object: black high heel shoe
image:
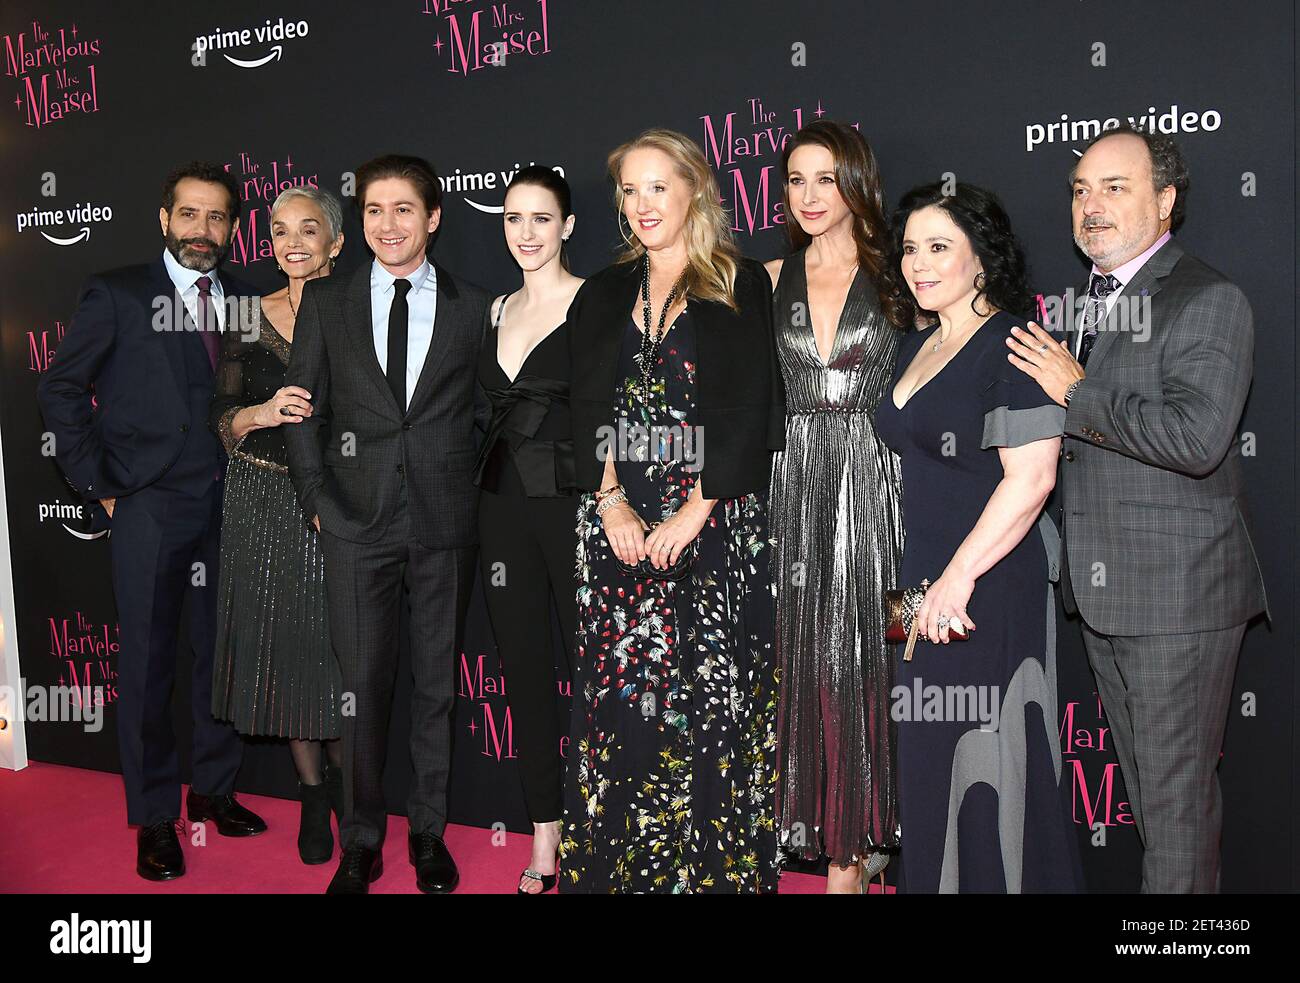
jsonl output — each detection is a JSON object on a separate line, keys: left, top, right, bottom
{"left": 517, "top": 867, "right": 557, "bottom": 894}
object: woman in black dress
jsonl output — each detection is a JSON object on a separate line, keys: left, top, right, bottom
{"left": 873, "top": 183, "right": 1082, "bottom": 892}
{"left": 474, "top": 166, "right": 583, "bottom": 894}
{"left": 209, "top": 186, "right": 345, "bottom": 864}
{"left": 561, "top": 129, "right": 785, "bottom": 893}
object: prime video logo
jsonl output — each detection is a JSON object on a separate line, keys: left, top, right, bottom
{"left": 1025, "top": 104, "right": 1222, "bottom": 153}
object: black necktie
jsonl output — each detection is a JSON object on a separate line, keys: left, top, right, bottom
{"left": 1078, "top": 272, "right": 1120, "bottom": 368}
{"left": 387, "top": 278, "right": 411, "bottom": 411}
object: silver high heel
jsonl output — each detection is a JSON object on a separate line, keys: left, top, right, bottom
{"left": 861, "top": 851, "right": 891, "bottom": 892}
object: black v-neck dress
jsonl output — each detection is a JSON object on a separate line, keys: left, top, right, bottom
{"left": 474, "top": 297, "right": 579, "bottom": 823}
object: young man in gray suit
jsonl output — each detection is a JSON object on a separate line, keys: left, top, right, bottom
{"left": 1007, "top": 125, "right": 1268, "bottom": 893}
{"left": 284, "top": 155, "right": 489, "bottom": 894}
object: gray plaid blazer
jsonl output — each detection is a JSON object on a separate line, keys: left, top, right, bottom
{"left": 1060, "top": 237, "right": 1268, "bottom": 636}
{"left": 284, "top": 259, "right": 489, "bottom": 550}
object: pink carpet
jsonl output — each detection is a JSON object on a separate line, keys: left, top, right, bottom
{"left": 0, "top": 761, "right": 868, "bottom": 894}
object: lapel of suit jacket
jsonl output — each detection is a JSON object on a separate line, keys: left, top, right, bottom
{"left": 149, "top": 258, "right": 191, "bottom": 406}
{"left": 589, "top": 262, "right": 641, "bottom": 401}
{"left": 1085, "top": 237, "right": 1182, "bottom": 372}
{"left": 214, "top": 268, "right": 254, "bottom": 345}
{"left": 407, "top": 261, "right": 460, "bottom": 414}
{"left": 343, "top": 260, "right": 402, "bottom": 418}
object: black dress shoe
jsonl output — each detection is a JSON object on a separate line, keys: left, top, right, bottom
{"left": 326, "top": 847, "right": 383, "bottom": 894}
{"left": 186, "top": 790, "right": 268, "bottom": 837}
{"left": 408, "top": 829, "right": 458, "bottom": 894}
{"left": 136, "top": 819, "right": 185, "bottom": 881}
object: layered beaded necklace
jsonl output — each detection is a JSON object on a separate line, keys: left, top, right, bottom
{"left": 637, "top": 254, "right": 687, "bottom": 401}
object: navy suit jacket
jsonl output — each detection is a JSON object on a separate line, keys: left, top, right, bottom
{"left": 37, "top": 257, "right": 259, "bottom": 531}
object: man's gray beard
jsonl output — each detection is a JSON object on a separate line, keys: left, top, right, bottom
{"left": 1074, "top": 216, "right": 1157, "bottom": 270}
{"left": 165, "top": 231, "right": 228, "bottom": 272}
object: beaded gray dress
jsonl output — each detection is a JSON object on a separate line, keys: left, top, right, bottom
{"left": 770, "top": 250, "right": 905, "bottom": 865}
{"left": 209, "top": 298, "right": 340, "bottom": 740}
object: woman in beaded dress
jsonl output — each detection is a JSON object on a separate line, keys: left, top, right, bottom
{"left": 209, "top": 187, "right": 345, "bottom": 865}
{"left": 764, "top": 121, "right": 905, "bottom": 893}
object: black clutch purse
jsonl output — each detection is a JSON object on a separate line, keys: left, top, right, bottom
{"left": 614, "top": 525, "right": 696, "bottom": 582}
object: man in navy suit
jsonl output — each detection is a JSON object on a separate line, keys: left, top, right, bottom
{"left": 38, "top": 162, "right": 267, "bottom": 881}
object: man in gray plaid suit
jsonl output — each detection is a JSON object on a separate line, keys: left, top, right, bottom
{"left": 1007, "top": 125, "right": 1268, "bottom": 893}
{"left": 285, "top": 155, "right": 489, "bottom": 894}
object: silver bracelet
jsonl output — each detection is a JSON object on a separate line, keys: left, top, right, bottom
{"left": 595, "top": 490, "right": 628, "bottom": 518}
{"left": 1063, "top": 379, "right": 1082, "bottom": 407}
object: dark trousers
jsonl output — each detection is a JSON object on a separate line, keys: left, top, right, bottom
{"left": 321, "top": 493, "right": 475, "bottom": 850}
{"left": 109, "top": 483, "right": 242, "bottom": 825}
{"left": 478, "top": 488, "right": 578, "bottom": 822}
{"left": 1082, "top": 621, "right": 1247, "bottom": 893}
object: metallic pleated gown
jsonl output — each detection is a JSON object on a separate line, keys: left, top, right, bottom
{"left": 770, "top": 250, "right": 904, "bottom": 864}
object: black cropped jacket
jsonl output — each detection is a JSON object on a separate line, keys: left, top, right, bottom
{"left": 567, "top": 255, "right": 786, "bottom": 499}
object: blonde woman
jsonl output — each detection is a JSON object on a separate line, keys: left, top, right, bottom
{"left": 560, "top": 129, "right": 786, "bottom": 893}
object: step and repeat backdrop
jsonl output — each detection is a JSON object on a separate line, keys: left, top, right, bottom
{"left": 1, "top": 0, "right": 1294, "bottom": 891}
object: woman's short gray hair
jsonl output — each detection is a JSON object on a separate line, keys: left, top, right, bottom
{"left": 270, "top": 186, "right": 344, "bottom": 241}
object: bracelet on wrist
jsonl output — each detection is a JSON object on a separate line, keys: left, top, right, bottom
{"left": 595, "top": 490, "right": 628, "bottom": 518}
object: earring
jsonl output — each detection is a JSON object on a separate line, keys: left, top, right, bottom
{"left": 974, "top": 271, "right": 986, "bottom": 290}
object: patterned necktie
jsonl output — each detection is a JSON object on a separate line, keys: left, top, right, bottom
{"left": 387, "top": 278, "right": 412, "bottom": 411}
{"left": 1078, "top": 272, "right": 1120, "bottom": 368}
{"left": 195, "top": 275, "right": 219, "bottom": 370}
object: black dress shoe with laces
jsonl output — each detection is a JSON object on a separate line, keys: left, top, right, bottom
{"left": 136, "top": 819, "right": 185, "bottom": 881}
{"left": 409, "top": 829, "right": 458, "bottom": 894}
{"left": 326, "top": 847, "right": 383, "bottom": 894}
{"left": 186, "top": 790, "right": 267, "bottom": 837}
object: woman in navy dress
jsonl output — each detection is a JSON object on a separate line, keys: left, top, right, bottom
{"left": 874, "top": 182, "right": 1082, "bottom": 892}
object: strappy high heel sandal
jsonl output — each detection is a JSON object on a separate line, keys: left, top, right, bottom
{"left": 517, "top": 867, "right": 557, "bottom": 894}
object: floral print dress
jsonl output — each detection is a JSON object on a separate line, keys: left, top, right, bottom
{"left": 559, "top": 312, "right": 781, "bottom": 894}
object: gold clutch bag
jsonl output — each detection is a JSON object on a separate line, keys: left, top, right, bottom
{"left": 884, "top": 578, "right": 970, "bottom": 662}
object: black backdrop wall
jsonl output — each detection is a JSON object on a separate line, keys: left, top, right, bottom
{"left": 1, "top": 0, "right": 1295, "bottom": 892}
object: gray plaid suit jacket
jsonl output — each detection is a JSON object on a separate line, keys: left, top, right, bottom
{"left": 284, "top": 259, "right": 490, "bottom": 550}
{"left": 1060, "top": 237, "right": 1268, "bottom": 636}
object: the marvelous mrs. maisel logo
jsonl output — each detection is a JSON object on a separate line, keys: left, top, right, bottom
{"left": 4, "top": 19, "right": 102, "bottom": 127}
{"left": 701, "top": 97, "right": 849, "bottom": 237}
{"left": 422, "top": 0, "right": 552, "bottom": 75}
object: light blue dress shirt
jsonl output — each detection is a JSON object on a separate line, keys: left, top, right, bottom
{"left": 370, "top": 257, "right": 438, "bottom": 410}
{"left": 162, "top": 247, "right": 226, "bottom": 329}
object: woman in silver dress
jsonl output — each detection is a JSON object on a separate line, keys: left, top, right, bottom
{"left": 764, "top": 121, "right": 907, "bottom": 893}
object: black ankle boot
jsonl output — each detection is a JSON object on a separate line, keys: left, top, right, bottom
{"left": 298, "top": 782, "right": 333, "bottom": 865}
{"left": 323, "top": 763, "right": 345, "bottom": 822}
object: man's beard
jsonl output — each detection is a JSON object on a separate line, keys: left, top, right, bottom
{"left": 165, "top": 228, "right": 230, "bottom": 272}
{"left": 1074, "top": 213, "right": 1156, "bottom": 270}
